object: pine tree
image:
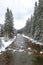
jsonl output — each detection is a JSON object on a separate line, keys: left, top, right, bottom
{"left": 24, "top": 18, "right": 31, "bottom": 36}
{"left": 30, "top": 15, "right": 34, "bottom": 38}
{"left": 4, "top": 8, "right": 14, "bottom": 39}
{"left": 32, "top": 2, "right": 38, "bottom": 38}
{"left": 35, "top": 0, "right": 43, "bottom": 41}
{"left": 24, "top": 0, "right": 43, "bottom": 42}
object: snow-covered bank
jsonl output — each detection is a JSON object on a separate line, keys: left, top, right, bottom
{"left": 22, "top": 34, "right": 43, "bottom": 45}
{"left": 0, "top": 36, "right": 16, "bottom": 53}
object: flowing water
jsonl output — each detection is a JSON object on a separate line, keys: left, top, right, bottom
{"left": 0, "top": 34, "right": 43, "bottom": 65}
{"left": 0, "top": 50, "right": 43, "bottom": 65}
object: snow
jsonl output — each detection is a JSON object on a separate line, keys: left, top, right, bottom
{"left": 28, "top": 47, "right": 31, "bottom": 50}
{"left": 18, "top": 49, "right": 24, "bottom": 52}
{"left": 8, "top": 48, "right": 24, "bottom": 52}
{"left": 8, "top": 48, "right": 17, "bottom": 52}
{"left": 13, "top": 50, "right": 17, "bottom": 52}
{"left": 0, "top": 34, "right": 43, "bottom": 54}
{"left": 40, "top": 51, "right": 43, "bottom": 54}
{"left": 28, "top": 52, "right": 32, "bottom": 55}
{"left": 0, "top": 36, "right": 16, "bottom": 53}
{"left": 22, "top": 34, "right": 43, "bottom": 45}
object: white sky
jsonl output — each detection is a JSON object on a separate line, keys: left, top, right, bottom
{"left": 0, "top": 0, "right": 38, "bottom": 29}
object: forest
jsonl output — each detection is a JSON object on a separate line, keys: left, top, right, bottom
{"left": 23, "top": 0, "right": 43, "bottom": 43}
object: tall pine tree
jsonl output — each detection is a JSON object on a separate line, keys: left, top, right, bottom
{"left": 4, "top": 8, "right": 14, "bottom": 38}
{"left": 32, "top": 2, "right": 38, "bottom": 38}
{"left": 34, "top": 0, "right": 43, "bottom": 41}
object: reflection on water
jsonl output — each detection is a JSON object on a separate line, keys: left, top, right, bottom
{"left": 0, "top": 50, "right": 43, "bottom": 65}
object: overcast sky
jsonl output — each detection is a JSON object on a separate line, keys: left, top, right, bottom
{"left": 0, "top": 0, "right": 38, "bottom": 29}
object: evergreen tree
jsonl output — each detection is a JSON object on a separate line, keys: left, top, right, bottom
{"left": 4, "top": 8, "right": 14, "bottom": 38}
{"left": 34, "top": 0, "right": 43, "bottom": 41}
{"left": 32, "top": 1, "right": 38, "bottom": 38}
{"left": 24, "top": 0, "right": 43, "bottom": 42}
{"left": 30, "top": 15, "right": 34, "bottom": 38}
{"left": 24, "top": 18, "right": 31, "bottom": 36}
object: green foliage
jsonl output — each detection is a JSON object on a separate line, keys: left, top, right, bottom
{"left": 4, "top": 8, "right": 14, "bottom": 38}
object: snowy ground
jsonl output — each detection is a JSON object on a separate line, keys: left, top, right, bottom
{"left": 22, "top": 34, "right": 43, "bottom": 45}
{"left": 0, "top": 36, "right": 16, "bottom": 52}
{"left": 0, "top": 34, "right": 43, "bottom": 54}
